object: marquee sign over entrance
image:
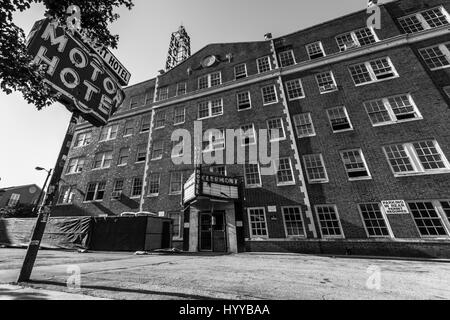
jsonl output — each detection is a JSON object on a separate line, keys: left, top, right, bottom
{"left": 27, "top": 19, "right": 126, "bottom": 126}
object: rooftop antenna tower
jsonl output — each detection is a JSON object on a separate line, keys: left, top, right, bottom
{"left": 166, "top": 25, "right": 191, "bottom": 71}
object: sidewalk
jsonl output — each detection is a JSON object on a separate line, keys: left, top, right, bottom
{"left": 0, "top": 284, "right": 106, "bottom": 300}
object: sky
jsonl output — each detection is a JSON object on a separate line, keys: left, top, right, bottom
{"left": 0, "top": 0, "right": 378, "bottom": 188}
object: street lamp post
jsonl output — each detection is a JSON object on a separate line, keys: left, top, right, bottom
{"left": 17, "top": 167, "right": 53, "bottom": 283}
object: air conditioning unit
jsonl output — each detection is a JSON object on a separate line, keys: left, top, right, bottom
{"left": 343, "top": 42, "right": 358, "bottom": 51}
{"left": 321, "top": 84, "right": 337, "bottom": 92}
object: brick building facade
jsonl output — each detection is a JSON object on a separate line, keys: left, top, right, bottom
{"left": 54, "top": 0, "right": 450, "bottom": 257}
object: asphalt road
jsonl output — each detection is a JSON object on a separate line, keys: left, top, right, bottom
{"left": 0, "top": 248, "right": 449, "bottom": 300}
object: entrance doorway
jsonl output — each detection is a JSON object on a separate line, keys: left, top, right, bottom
{"left": 199, "top": 212, "right": 227, "bottom": 252}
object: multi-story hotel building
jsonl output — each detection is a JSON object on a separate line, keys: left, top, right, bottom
{"left": 53, "top": 0, "right": 450, "bottom": 257}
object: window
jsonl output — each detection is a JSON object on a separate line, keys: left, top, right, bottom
{"left": 267, "top": 118, "right": 286, "bottom": 141}
{"left": 169, "top": 172, "right": 183, "bottom": 195}
{"left": 140, "top": 115, "right": 151, "bottom": 133}
{"left": 359, "top": 204, "right": 391, "bottom": 237}
{"left": 174, "top": 106, "right": 185, "bottom": 125}
{"left": 257, "top": 56, "right": 272, "bottom": 73}
{"left": 176, "top": 82, "right": 186, "bottom": 96}
{"left": 123, "top": 120, "right": 134, "bottom": 137}
{"left": 131, "top": 177, "right": 143, "bottom": 198}
{"left": 303, "top": 154, "right": 328, "bottom": 183}
{"left": 293, "top": 113, "right": 315, "bottom": 138}
{"left": 419, "top": 43, "right": 450, "bottom": 70}
{"left": 151, "top": 141, "right": 164, "bottom": 160}
{"left": 285, "top": 79, "right": 305, "bottom": 100}
{"left": 244, "top": 163, "right": 262, "bottom": 187}
{"left": 306, "top": 42, "right": 325, "bottom": 59}
{"left": 118, "top": 148, "right": 129, "bottom": 166}
{"left": 234, "top": 64, "right": 248, "bottom": 80}
{"left": 248, "top": 208, "right": 268, "bottom": 237}
{"left": 66, "top": 158, "right": 85, "bottom": 174}
{"left": 198, "top": 99, "right": 223, "bottom": 119}
{"left": 364, "top": 94, "right": 422, "bottom": 126}
{"left": 327, "top": 106, "right": 353, "bottom": 132}
{"left": 148, "top": 173, "right": 161, "bottom": 196}
{"left": 282, "top": 207, "right": 305, "bottom": 237}
{"left": 172, "top": 137, "right": 185, "bottom": 158}
{"left": 154, "top": 110, "right": 166, "bottom": 129}
{"left": 74, "top": 131, "right": 92, "bottom": 148}
{"left": 443, "top": 86, "right": 450, "bottom": 98}
{"left": 111, "top": 180, "right": 124, "bottom": 200}
{"left": 7, "top": 194, "right": 20, "bottom": 207}
{"left": 408, "top": 201, "right": 449, "bottom": 237}
{"left": 157, "top": 87, "right": 169, "bottom": 101}
{"left": 198, "top": 72, "right": 222, "bottom": 89}
{"left": 275, "top": 158, "right": 295, "bottom": 185}
{"left": 336, "top": 27, "right": 378, "bottom": 51}
{"left": 99, "top": 125, "right": 119, "bottom": 142}
{"left": 145, "top": 91, "right": 154, "bottom": 105}
{"left": 84, "top": 182, "right": 106, "bottom": 202}
{"left": 168, "top": 212, "right": 183, "bottom": 239}
{"left": 349, "top": 57, "right": 398, "bottom": 85}
{"left": 261, "top": 85, "right": 278, "bottom": 105}
{"left": 316, "top": 71, "right": 338, "bottom": 93}
{"left": 383, "top": 140, "right": 450, "bottom": 176}
{"left": 203, "top": 129, "right": 225, "bottom": 152}
{"left": 398, "top": 7, "right": 450, "bottom": 34}
{"left": 130, "top": 95, "right": 144, "bottom": 109}
{"left": 209, "top": 166, "right": 226, "bottom": 176}
{"left": 441, "top": 201, "right": 450, "bottom": 223}
{"left": 136, "top": 145, "right": 147, "bottom": 163}
{"left": 340, "top": 149, "right": 371, "bottom": 180}
{"left": 237, "top": 91, "right": 252, "bottom": 111}
{"left": 240, "top": 124, "right": 256, "bottom": 146}
{"left": 57, "top": 186, "right": 76, "bottom": 205}
{"left": 316, "top": 206, "right": 344, "bottom": 238}
{"left": 93, "top": 152, "right": 113, "bottom": 170}
{"left": 279, "top": 50, "right": 296, "bottom": 67}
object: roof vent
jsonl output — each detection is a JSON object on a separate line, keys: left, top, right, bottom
{"left": 264, "top": 33, "right": 272, "bottom": 40}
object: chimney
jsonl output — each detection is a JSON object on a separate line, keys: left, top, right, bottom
{"left": 264, "top": 33, "right": 272, "bottom": 40}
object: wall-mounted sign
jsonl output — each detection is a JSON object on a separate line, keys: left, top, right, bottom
{"left": 201, "top": 55, "right": 218, "bottom": 68}
{"left": 381, "top": 200, "right": 409, "bottom": 215}
{"left": 268, "top": 206, "right": 277, "bottom": 213}
{"left": 27, "top": 19, "right": 126, "bottom": 126}
{"left": 90, "top": 42, "right": 131, "bottom": 86}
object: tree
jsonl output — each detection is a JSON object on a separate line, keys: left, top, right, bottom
{"left": 0, "top": 0, "right": 134, "bottom": 110}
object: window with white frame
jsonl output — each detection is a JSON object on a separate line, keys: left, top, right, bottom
{"left": 130, "top": 95, "right": 144, "bottom": 109}
{"left": 123, "top": 120, "right": 134, "bottom": 137}
{"left": 74, "top": 131, "right": 92, "bottom": 148}
{"left": 306, "top": 42, "right": 326, "bottom": 60}
{"left": 202, "top": 129, "right": 225, "bottom": 152}
{"left": 174, "top": 106, "right": 185, "bottom": 125}
{"left": 261, "top": 85, "right": 278, "bottom": 105}
{"left": 443, "top": 86, "right": 450, "bottom": 98}
{"left": 99, "top": 124, "right": 119, "bottom": 142}
{"left": 340, "top": 149, "right": 371, "bottom": 180}
{"left": 117, "top": 148, "right": 129, "bottom": 166}
{"left": 154, "top": 110, "right": 166, "bottom": 129}
{"left": 66, "top": 157, "right": 85, "bottom": 174}
{"left": 136, "top": 144, "right": 147, "bottom": 163}
{"left": 148, "top": 173, "right": 161, "bottom": 196}
{"left": 111, "top": 179, "right": 124, "bottom": 200}
{"left": 93, "top": 152, "right": 113, "bottom": 170}
{"left": 419, "top": 43, "right": 450, "bottom": 70}
{"left": 257, "top": 56, "right": 272, "bottom": 73}
{"left": 303, "top": 154, "right": 328, "bottom": 183}
{"left": 198, "top": 72, "right": 222, "bottom": 89}
{"left": 234, "top": 64, "right": 248, "bottom": 80}
{"left": 172, "top": 137, "right": 184, "bottom": 158}
{"left": 383, "top": 140, "right": 450, "bottom": 176}
{"left": 408, "top": 201, "right": 449, "bottom": 237}
{"left": 359, "top": 203, "right": 391, "bottom": 237}
{"left": 278, "top": 50, "right": 296, "bottom": 67}
{"left": 327, "top": 106, "right": 353, "bottom": 132}
{"left": 248, "top": 208, "right": 268, "bottom": 237}
{"left": 168, "top": 212, "right": 183, "bottom": 239}
{"left": 240, "top": 124, "right": 256, "bottom": 146}
{"left": 398, "top": 7, "right": 450, "bottom": 34}
{"left": 285, "top": 79, "right": 305, "bottom": 100}
{"left": 349, "top": 57, "right": 398, "bottom": 85}
{"left": 283, "top": 207, "right": 305, "bottom": 237}
{"left": 237, "top": 91, "right": 252, "bottom": 111}
{"left": 244, "top": 163, "right": 262, "bottom": 187}
{"left": 84, "top": 182, "right": 106, "bottom": 202}
{"left": 145, "top": 91, "right": 154, "bottom": 105}
{"left": 293, "top": 113, "right": 315, "bottom": 138}
{"left": 157, "top": 87, "right": 169, "bottom": 101}
{"left": 131, "top": 177, "right": 143, "bottom": 198}
{"left": 336, "top": 27, "right": 378, "bottom": 52}
{"left": 198, "top": 99, "right": 223, "bottom": 119}
{"left": 267, "top": 118, "right": 286, "bottom": 141}
{"left": 58, "top": 186, "right": 76, "bottom": 205}
{"left": 151, "top": 140, "right": 164, "bottom": 160}
{"left": 316, "top": 71, "right": 338, "bottom": 93}
{"left": 209, "top": 166, "right": 226, "bottom": 176}
{"left": 7, "top": 194, "right": 20, "bottom": 207}
{"left": 315, "top": 205, "right": 343, "bottom": 238}
{"left": 364, "top": 94, "right": 422, "bottom": 126}
{"left": 441, "top": 201, "right": 450, "bottom": 223}
{"left": 275, "top": 158, "right": 295, "bottom": 185}
{"left": 176, "top": 82, "right": 186, "bottom": 96}
{"left": 169, "top": 172, "right": 183, "bottom": 195}
{"left": 140, "top": 115, "right": 151, "bottom": 133}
